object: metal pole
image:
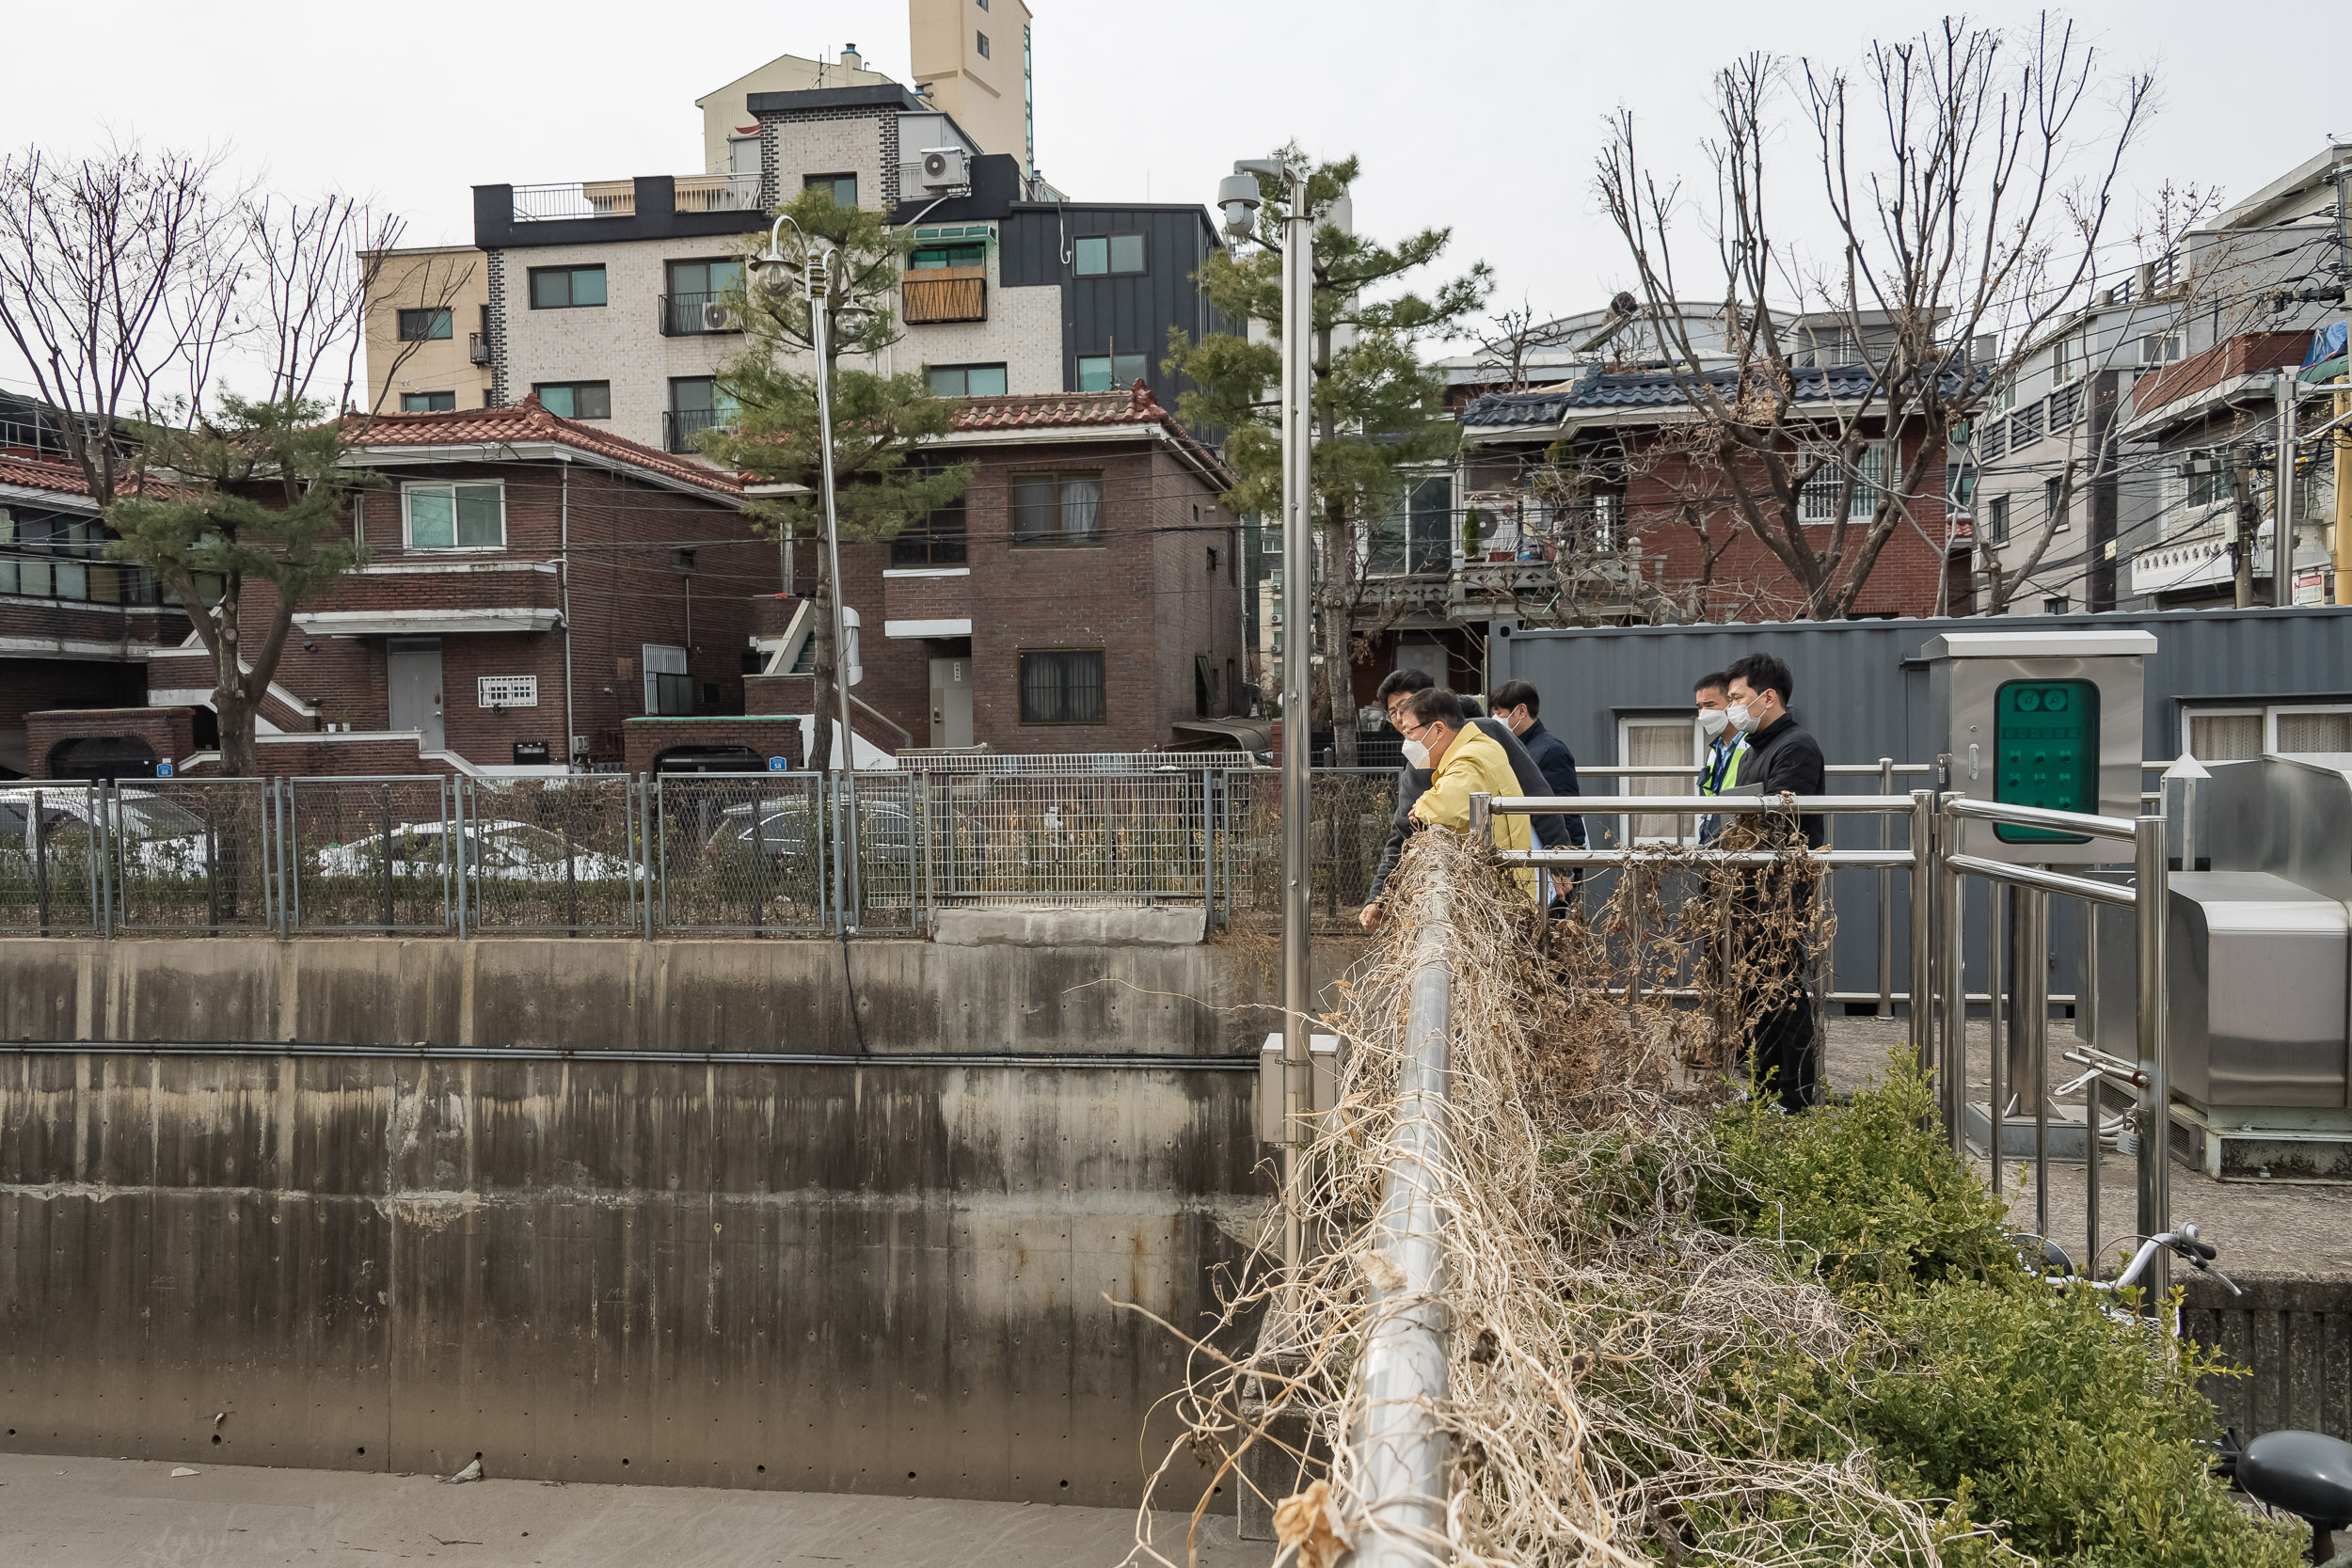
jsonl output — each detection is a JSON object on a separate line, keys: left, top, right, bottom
{"left": 1877, "top": 757, "right": 1895, "bottom": 1017}
{"left": 2020, "top": 886, "right": 2050, "bottom": 1242}
{"left": 1987, "top": 882, "right": 2004, "bottom": 1196}
{"left": 1908, "top": 790, "right": 1934, "bottom": 1077}
{"left": 2134, "top": 812, "right": 2171, "bottom": 1299}
{"left": 1355, "top": 879, "right": 1453, "bottom": 1567}
{"left": 1939, "top": 800, "right": 1967, "bottom": 1156}
{"left": 811, "top": 246, "right": 861, "bottom": 932}
{"left": 1278, "top": 163, "right": 1315, "bottom": 1292}
{"left": 2273, "top": 371, "right": 2298, "bottom": 608}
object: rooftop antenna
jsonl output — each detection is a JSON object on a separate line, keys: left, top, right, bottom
{"left": 1574, "top": 292, "right": 1642, "bottom": 355}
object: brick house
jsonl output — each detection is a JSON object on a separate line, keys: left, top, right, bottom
{"left": 734, "top": 382, "right": 1244, "bottom": 761}
{"left": 40, "top": 398, "right": 769, "bottom": 779}
{"left": 1, "top": 451, "right": 190, "bottom": 778}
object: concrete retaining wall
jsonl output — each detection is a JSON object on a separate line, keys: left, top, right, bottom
{"left": 0, "top": 935, "right": 1361, "bottom": 1505}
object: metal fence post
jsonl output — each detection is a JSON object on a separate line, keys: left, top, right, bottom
{"left": 99, "top": 777, "right": 115, "bottom": 939}
{"left": 1908, "top": 790, "right": 1934, "bottom": 1078}
{"left": 2134, "top": 812, "right": 2171, "bottom": 1298}
{"left": 2019, "top": 885, "right": 2051, "bottom": 1241}
{"left": 453, "top": 775, "right": 469, "bottom": 941}
{"left": 1939, "top": 800, "right": 1968, "bottom": 1155}
{"left": 1877, "top": 757, "right": 1895, "bottom": 1017}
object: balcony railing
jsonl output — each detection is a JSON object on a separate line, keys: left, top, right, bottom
{"left": 674, "top": 174, "right": 762, "bottom": 214}
{"left": 659, "top": 293, "right": 739, "bottom": 337}
{"left": 664, "top": 407, "right": 724, "bottom": 455}
{"left": 467, "top": 332, "right": 491, "bottom": 366}
{"left": 511, "top": 182, "right": 636, "bottom": 222}
{"left": 903, "top": 269, "right": 986, "bottom": 325}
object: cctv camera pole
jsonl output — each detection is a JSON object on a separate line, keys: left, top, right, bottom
{"left": 809, "top": 246, "right": 861, "bottom": 927}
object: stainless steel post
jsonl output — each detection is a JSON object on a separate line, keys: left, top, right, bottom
{"left": 2273, "top": 371, "right": 2299, "bottom": 609}
{"left": 1877, "top": 757, "right": 1895, "bottom": 1017}
{"left": 2134, "top": 813, "right": 2171, "bottom": 1299}
{"left": 1987, "top": 881, "right": 2004, "bottom": 1196}
{"left": 1940, "top": 801, "right": 1968, "bottom": 1155}
{"left": 1277, "top": 164, "right": 1316, "bottom": 1291}
{"left": 2020, "top": 886, "right": 2050, "bottom": 1242}
{"left": 1908, "top": 790, "right": 1934, "bottom": 1077}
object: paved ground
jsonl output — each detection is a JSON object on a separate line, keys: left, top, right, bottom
{"left": 1823, "top": 1016, "right": 2352, "bottom": 1280}
{"left": 0, "top": 1453, "right": 1260, "bottom": 1568}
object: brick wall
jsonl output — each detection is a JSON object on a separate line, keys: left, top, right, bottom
{"left": 23, "top": 706, "right": 199, "bottom": 777}
{"left": 622, "top": 716, "right": 807, "bottom": 775}
{"left": 755, "top": 107, "right": 891, "bottom": 213}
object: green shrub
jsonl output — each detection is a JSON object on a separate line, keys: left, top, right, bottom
{"left": 1698, "top": 1063, "right": 2306, "bottom": 1568}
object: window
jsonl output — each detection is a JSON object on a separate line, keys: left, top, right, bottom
{"left": 667, "top": 376, "right": 734, "bottom": 453}
{"left": 909, "top": 241, "right": 987, "bottom": 271}
{"left": 1947, "top": 463, "right": 1976, "bottom": 512}
{"left": 925, "top": 363, "right": 1009, "bottom": 396}
{"left": 1979, "top": 417, "right": 2009, "bottom": 462}
{"left": 401, "top": 391, "right": 456, "bottom": 413}
{"left": 1798, "top": 441, "right": 1885, "bottom": 523}
{"left": 2186, "top": 459, "right": 2230, "bottom": 509}
{"left": 2042, "top": 594, "right": 2071, "bottom": 615}
{"left": 1620, "top": 716, "right": 1704, "bottom": 845}
{"left": 477, "top": 674, "right": 539, "bottom": 708}
{"left": 2012, "top": 399, "right": 2045, "bottom": 446}
{"left": 1073, "top": 233, "right": 1145, "bottom": 277}
{"left": 0, "top": 508, "right": 145, "bottom": 604}
{"left": 663, "top": 259, "right": 743, "bottom": 335}
{"left": 1365, "top": 475, "right": 1454, "bottom": 574}
{"left": 1012, "top": 472, "right": 1103, "bottom": 545}
{"left": 891, "top": 490, "right": 968, "bottom": 566}
{"left": 534, "top": 381, "right": 612, "bottom": 420}
{"left": 2185, "top": 704, "right": 2352, "bottom": 761}
{"left": 1076, "top": 353, "right": 1147, "bottom": 391}
{"left": 1019, "top": 650, "right": 1104, "bottom": 724}
{"left": 2141, "top": 332, "right": 2184, "bottom": 365}
{"left": 643, "top": 644, "right": 689, "bottom": 715}
{"left": 2049, "top": 382, "right": 2083, "bottom": 430}
{"left": 405, "top": 482, "right": 505, "bottom": 550}
{"left": 976, "top": 30, "right": 990, "bottom": 57}
{"left": 2043, "top": 475, "right": 2070, "bottom": 531}
{"left": 529, "top": 265, "right": 607, "bottom": 310}
{"left": 2052, "top": 331, "right": 2090, "bottom": 385}
{"left": 804, "top": 173, "right": 857, "bottom": 207}
{"left": 397, "top": 308, "right": 453, "bottom": 341}
{"left": 1983, "top": 494, "right": 2010, "bottom": 544}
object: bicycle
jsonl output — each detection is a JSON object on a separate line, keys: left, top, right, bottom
{"left": 2011, "top": 1223, "right": 2352, "bottom": 1564}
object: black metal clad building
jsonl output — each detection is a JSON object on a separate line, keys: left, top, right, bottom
{"left": 996, "top": 203, "right": 1233, "bottom": 411}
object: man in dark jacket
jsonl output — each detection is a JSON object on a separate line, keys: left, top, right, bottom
{"left": 1359, "top": 669, "right": 1569, "bottom": 929}
{"left": 1486, "top": 680, "right": 1585, "bottom": 847}
{"left": 1723, "top": 652, "right": 1826, "bottom": 1111}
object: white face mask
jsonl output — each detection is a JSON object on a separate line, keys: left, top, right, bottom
{"left": 1698, "top": 707, "right": 1731, "bottom": 738}
{"left": 1727, "top": 703, "right": 1758, "bottom": 735}
{"left": 1401, "top": 737, "right": 1431, "bottom": 770}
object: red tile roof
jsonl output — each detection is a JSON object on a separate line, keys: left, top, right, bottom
{"left": 0, "top": 451, "right": 102, "bottom": 501}
{"left": 342, "top": 397, "right": 747, "bottom": 498}
{"left": 946, "top": 381, "right": 1229, "bottom": 480}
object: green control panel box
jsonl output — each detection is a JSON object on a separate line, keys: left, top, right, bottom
{"left": 1993, "top": 678, "right": 2099, "bottom": 843}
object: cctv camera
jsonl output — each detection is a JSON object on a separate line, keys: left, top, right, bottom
{"left": 1216, "top": 173, "right": 1262, "bottom": 239}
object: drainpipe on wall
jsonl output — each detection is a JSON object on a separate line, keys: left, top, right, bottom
{"left": 561, "top": 464, "right": 578, "bottom": 769}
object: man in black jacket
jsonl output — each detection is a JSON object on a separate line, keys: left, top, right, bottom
{"left": 1486, "top": 680, "right": 1586, "bottom": 848}
{"left": 1724, "top": 652, "right": 1826, "bottom": 1110}
{"left": 1359, "top": 669, "right": 1569, "bottom": 929}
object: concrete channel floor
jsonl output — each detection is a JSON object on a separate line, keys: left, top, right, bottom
{"left": 0, "top": 1452, "right": 1259, "bottom": 1568}
{"left": 1823, "top": 1016, "right": 2352, "bottom": 1280}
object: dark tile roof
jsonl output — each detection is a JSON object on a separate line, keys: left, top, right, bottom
{"left": 1463, "top": 363, "right": 1980, "bottom": 430}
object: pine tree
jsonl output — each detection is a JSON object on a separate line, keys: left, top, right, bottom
{"left": 704, "top": 188, "right": 970, "bottom": 770}
{"left": 1170, "top": 148, "right": 1490, "bottom": 763}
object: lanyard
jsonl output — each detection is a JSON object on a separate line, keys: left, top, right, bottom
{"left": 1705, "top": 742, "right": 1738, "bottom": 795}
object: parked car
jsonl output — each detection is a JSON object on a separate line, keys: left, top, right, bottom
{"left": 703, "top": 799, "right": 914, "bottom": 863}
{"left": 0, "top": 784, "right": 222, "bottom": 876}
{"left": 314, "top": 819, "right": 640, "bottom": 882}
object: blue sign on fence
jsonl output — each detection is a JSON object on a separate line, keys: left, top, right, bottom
{"left": 768, "top": 756, "right": 787, "bottom": 771}
{"left": 155, "top": 761, "right": 174, "bottom": 778}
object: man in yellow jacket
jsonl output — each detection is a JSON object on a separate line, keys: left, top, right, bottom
{"left": 1399, "top": 687, "right": 1538, "bottom": 904}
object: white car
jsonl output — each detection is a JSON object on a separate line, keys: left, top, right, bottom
{"left": 0, "top": 784, "right": 222, "bottom": 876}
{"left": 313, "top": 818, "right": 641, "bottom": 882}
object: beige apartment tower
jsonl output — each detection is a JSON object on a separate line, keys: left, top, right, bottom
{"left": 358, "top": 245, "right": 491, "bottom": 417}
{"left": 909, "top": 0, "right": 1035, "bottom": 171}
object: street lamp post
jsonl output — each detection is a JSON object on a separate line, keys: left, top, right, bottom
{"left": 1223, "top": 158, "right": 1315, "bottom": 1285}
{"left": 755, "top": 215, "right": 862, "bottom": 927}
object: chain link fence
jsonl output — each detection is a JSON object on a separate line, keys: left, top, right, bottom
{"left": 108, "top": 778, "right": 276, "bottom": 933}
{"left": 652, "top": 772, "right": 831, "bottom": 934}
{"left": 286, "top": 777, "right": 456, "bottom": 933}
{"left": 1220, "top": 768, "right": 1399, "bottom": 934}
{"left": 459, "top": 775, "right": 642, "bottom": 935}
{"left": 0, "top": 781, "right": 104, "bottom": 933}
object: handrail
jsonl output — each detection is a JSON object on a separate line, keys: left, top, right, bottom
{"left": 1943, "top": 853, "right": 2135, "bottom": 908}
{"left": 1504, "top": 847, "right": 1915, "bottom": 868}
{"left": 1484, "top": 793, "right": 1917, "bottom": 816}
{"left": 1940, "top": 796, "right": 2138, "bottom": 843}
{"left": 1352, "top": 878, "right": 1454, "bottom": 1563}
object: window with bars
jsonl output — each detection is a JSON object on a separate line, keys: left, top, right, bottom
{"left": 1979, "top": 418, "right": 2009, "bottom": 462}
{"left": 1018, "top": 649, "right": 1104, "bottom": 724}
{"left": 2012, "top": 400, "right": 2046, "bottom": 446}
{"left": 2049, "top": 382, "right": 2083, "bottom": 430}
{"left": 1798, "top": 442, "right": 1886, "bottom": 523}
{"left": 477, "top": 674, "right": 539, "bottom": 708}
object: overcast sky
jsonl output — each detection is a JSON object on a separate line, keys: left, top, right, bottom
{"left": 1, "top": 0, "right": 2344, "bottom": 397}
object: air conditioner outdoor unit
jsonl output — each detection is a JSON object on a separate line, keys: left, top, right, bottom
{"left": 701, "top": 301, "right": 732, "bottom": 332}
{"left": 918, "top": 146, "right": 970, "bottom": 191}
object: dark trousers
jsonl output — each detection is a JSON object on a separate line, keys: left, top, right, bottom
{"left": 1746, "top": 986, "right": 1820, "bottom": 1112}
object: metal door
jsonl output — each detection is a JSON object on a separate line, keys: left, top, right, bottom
{"left": 929, "top": 657, "right": 972, "bottom": 748}
{"left": 388, "top": 638, "right": 445, "bottom": 752}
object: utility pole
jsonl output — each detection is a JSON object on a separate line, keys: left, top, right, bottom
{"left": 2273, "top": 372, "right": 2299, "bottom": 608}
{"left": 2230, "top": 443, "right": 2259, "bottom": 609}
